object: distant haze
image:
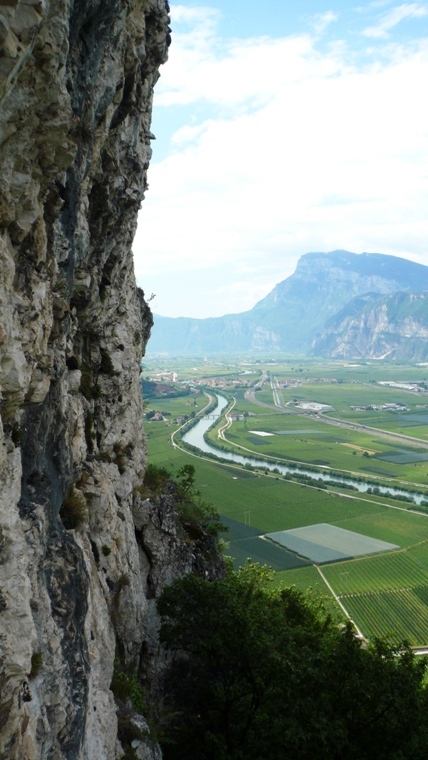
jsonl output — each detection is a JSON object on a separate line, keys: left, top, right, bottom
{"left": 148, "top": 250, "right": 428, "bottom": 356}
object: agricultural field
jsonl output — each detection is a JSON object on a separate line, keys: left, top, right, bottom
{"left": 322, "top": 551, "right": 428, "bottom": 644}
{"left": 144, "top": 356, "right": 428, "bottom": 645}
{"left": 205, "top": 380, "right": 428, "bottom": 486}
{"left": 142, "top": 355, "right": 263, "bottom": 383}
{"left": 207, "top": 410, "right": 428, "bottom": 486}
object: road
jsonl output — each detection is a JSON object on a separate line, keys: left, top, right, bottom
{"left": 245, "top": 385, "right": 428, "bottom": 451}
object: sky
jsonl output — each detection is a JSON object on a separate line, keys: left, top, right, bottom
{"left": 132, "top": 0, "right": 428, "bottom": 318}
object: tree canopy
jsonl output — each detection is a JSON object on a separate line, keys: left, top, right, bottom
{"left": 157, "top": 564, "right": 428, "bottom": 760}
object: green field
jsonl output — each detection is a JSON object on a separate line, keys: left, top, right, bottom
{"left": 145, "top": 360, "right": 428, "bottom": 645}
{"left": 208, "top": 389, "right": 428, "bottom": 486}
{"left": 343, "top": 588, "right": 428, "bottom": 643}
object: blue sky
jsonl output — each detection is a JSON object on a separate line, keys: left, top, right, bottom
{"left": 133, "top": 1, "right": 428, "bottom": 318}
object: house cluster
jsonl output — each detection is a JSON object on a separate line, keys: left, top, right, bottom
{"left": 191, "top": 377, "right": 253, "bottom": 388}
{"left": 279, "top": 378, "right": 338, "bottom": 389}
{"left": 148, "top": 371, "right": 178, "bottom": 383}
{"left": 296, "top": 402, "right": 334, "bottom": 411}
{"left": 378, "top": 381, "right": 425, "bottom": 392}
{"left": 351, "top": 403, "right": 408, "bottom": 412}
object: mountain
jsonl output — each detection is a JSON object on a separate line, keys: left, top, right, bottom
{"left": 312, "top": 291, "right": 428, "bottom": 360}
{"left": 148, "top": 251, "right": 428, "bottom": 354}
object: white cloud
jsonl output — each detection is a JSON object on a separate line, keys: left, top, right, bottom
{"left": 134, "top": 7, "right": 428, "bottom": 318}
{"left": 313, "top": 11, "right": 339, "bottom": 35}
{"left": 155, "top": 9, "right": 344, "bottom": 109}
{"left": 363, "top": 3, "right": 428, "bottom": 38}
{"left": 171, "top": 122, "right": 210, "bottom": 146}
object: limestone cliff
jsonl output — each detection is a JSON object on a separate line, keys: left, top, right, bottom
{"left": 312, "top": 291, "right": 428, "bottom": 360}
{"left": 0, "top": 2, "right": 189, "bottom": 758}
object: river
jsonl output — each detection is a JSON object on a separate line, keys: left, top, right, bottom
{"left": 182, "top": 394, "right": 427, "bottom": 506}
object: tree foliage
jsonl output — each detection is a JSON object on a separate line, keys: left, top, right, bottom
{"left": 157, "top": 564, "right": 428, "bottom": 760}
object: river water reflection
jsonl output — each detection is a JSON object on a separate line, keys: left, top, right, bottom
{"left": 182, "top": 394, "right": 427, "bottom": 506}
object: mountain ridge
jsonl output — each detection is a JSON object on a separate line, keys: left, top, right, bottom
{"left": 149, "top": 251, "right": 428, "bottom": 354}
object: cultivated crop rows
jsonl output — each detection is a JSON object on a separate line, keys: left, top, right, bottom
{"left": 343, "top": 588, "right": 428, "bottom": 645}
{"left": 323, "top": 551, "right": 428, "bottom": 594}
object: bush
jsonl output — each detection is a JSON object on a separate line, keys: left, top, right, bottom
{"left": 143, "top": 463, "right": 171, "bottom": 494}
{"left": 29, "top": 651, "right": 43, "bottom": 679}
{"left": 11, "top": 424, "right": 24, "bottom": 447}
{"left": 85, "top": 410, "right": 95, "bottom": 453}
{"left": 60, "top": 487, "right": 88, "bottom": 530}
{"left": 80, "top": 362, "right": 94, "bottom": 400}
{"left": 100, "top": 349, "right": 115, "bottom": 375}
{"left": 113, "top": 443, "right": 126, "bottom": 474}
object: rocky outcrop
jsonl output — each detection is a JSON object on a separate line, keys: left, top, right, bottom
{"left": 312, "top": 292, "right": 428, "bottom": 360}
{"left": 0, "top": 1, "right": 182, "bottom": 758}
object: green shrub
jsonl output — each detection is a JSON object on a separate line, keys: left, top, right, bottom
{"left": 85, "top": 411, "right": 95, "bottom": 453}
{"left": 113, "top": 443, "right": 126, "bottom": 474}
{"left": 157, "top": 565, "right": 428, "bottom": 760}
{"left": 117, "top": 573, "right": 130, "bottom": 591}
{"left": 111, "top": 668, "right": 147, "bottom": 714}
{"left": 11, "top": 424, "right": 24, "bottom": 447}
{"left": 80, "top": 362, "right": 93, "bottom": 400}
{"left": 100, "top": 349, "right": 115, "bottom": 375}
{"left": 98, "top": 450, "right": 112, "bottom": 462}
{"left": 60, "top": 487, "right": 88, "bottom": 530}
{"left": 102, "top": 545, "right": 111, "bottom": 556}
{"left": 143, "top": 463, "right": 171, "bottom": 493}
{"left": 176, "top": 497, "right": 225, "bottom": 542}
{"left": 29, "top": 651, "right": 43, "bottom": 679}
{"left": 133, "top": 484, "right": 150, "bottom": 500}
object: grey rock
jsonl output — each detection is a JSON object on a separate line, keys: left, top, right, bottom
{"left": 0, "top": 2, "right": 178, "bottom": 759}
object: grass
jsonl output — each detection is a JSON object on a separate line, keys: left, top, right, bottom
{"left": 332, "top": 509, "right": 428, "bottom": 547}
{"left": 145, "top": 391, "right": 207, "bottom": 418}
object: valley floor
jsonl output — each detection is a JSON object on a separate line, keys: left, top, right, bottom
{"left": 144, "top": 356, "right": 428, "bottom": 647}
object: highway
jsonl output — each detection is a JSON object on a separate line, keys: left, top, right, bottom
{"left": 245, "top": 382, "right": 428, "bottom": 452}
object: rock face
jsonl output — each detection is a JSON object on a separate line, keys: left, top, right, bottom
{"left": 149, "top": 251, "right": 428, "bottom": 354}
{"left": 312, "top": 292, "right": 428, "bottom": 360}
{"left": 0, "top": 2, "right": 183, "bottom": 758}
